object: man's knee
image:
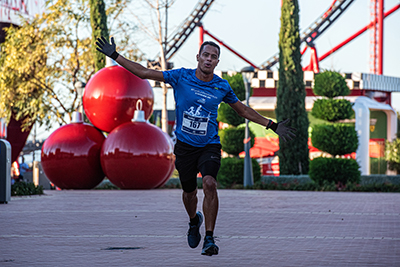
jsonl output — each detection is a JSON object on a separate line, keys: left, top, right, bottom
{"left": 183, "top": 188, "right": 197, "bottom": 198}
{"left": 181, "top": 179, "right": 198, "bottom": 193}
{"left": 202, "top": 175, "right": 217, "bottom": 192}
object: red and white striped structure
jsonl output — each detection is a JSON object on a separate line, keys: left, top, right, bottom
{"left": 0, "top": 0, "right": 44, "bottom": 43}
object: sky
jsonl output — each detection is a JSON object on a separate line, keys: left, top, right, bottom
{"left": 29, "top": 0, "right": 400, "bottom": 143}
{"left": 133, "top": 0, "right": 400, "bottom": 76}
{"left": 129, "top": 0, "right": 400, "bottom": 108}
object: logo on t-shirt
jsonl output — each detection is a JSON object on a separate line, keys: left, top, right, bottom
{"left": 197, "top": 98, "right": 206, "bottom": 104}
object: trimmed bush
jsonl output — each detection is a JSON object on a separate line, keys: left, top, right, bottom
{"left": 222, "top": 73, "right": 246, "bottom": 101}
{"left": 217, "top": 157, "right": 261, "bottom": 187}
{"left": 219, "top": 126, "right": 255, "bottom": 156}
{"left": 11, "top": 181, "right": 43, "bottom": 196}
{"left": 311, "top": 99, "right": 354, "bottom": 122}
{"left": 310, "top": 70, "right": 358, "bottom": 185}
{"left": 309, "top": 157, "right": 360, "bottom": 185}
{"left": 218, "top": 73, "right": 248, "bottom": 126}
{"left": 217, "top": 102, "right": 245, "bottom": 127}
{"left": 311, "top": 124, "right": 358, "bottom": 156}
{"left": 313, "top": 70, "right": 350, "bottom": 98}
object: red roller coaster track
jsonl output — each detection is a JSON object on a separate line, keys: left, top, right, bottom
{"left": 197, "top": 0, "right": 399, "bottom": 72}
{"left": 314, "top": 2, "right": 399, "bottom": 73}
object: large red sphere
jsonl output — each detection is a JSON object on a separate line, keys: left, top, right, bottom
{"left": 83, "top": 65, "right": 154, "bottom": 133}
{"left": 6, "top": 115, "right": 33, "bottom": 163}
{"left": 155, "top": 133, "right": 176, "bottom": 188}
{"left": 41, "top": 122, "right": 106, "bottom": 189}
{"left": 101, "top": 121, "right": 175, "bottom": 189}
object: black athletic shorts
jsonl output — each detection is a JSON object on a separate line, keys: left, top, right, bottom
{"left": 174, "top": 139, "right": 222, "bottom": 193}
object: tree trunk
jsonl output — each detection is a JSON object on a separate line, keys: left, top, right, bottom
{"left": 155, "top": 1, "right": 168, "bottom": 133}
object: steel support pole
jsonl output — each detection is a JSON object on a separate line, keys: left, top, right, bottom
{"left": 199, "top": 23, "right": 204, "bottom": 48}
{"left": 378, "top": 0, "right": 384, "bottom": 74}
{"left": 243, "top": 81, "right": 253, "bottom": 187}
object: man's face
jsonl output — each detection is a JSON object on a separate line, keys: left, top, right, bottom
{"left": 196, "top": 45, "right": 219, "bottom": 75}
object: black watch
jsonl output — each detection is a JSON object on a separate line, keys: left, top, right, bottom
{"left": 266, "top": 120, "right": 277, "bottom": 131}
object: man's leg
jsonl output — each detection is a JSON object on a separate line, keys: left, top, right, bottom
{"left": 182, "top": 188, "right": 198, "bottom": 220}
{"left": 174, "top": 140, "right": 200, "bottom": 221}
{"left": 201, "top": 175, "right": 219, "bottom": 256}
{"left": 202, "top": 175, "right": 218, "bottom": 232}
{"left": 180, "top": 178, "right": 203, "bottom": 249}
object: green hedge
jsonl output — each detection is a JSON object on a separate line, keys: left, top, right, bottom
{"left": 309, "top": 157, "right": 360, "bottom": 185}
{"left": 217, "top": 103, "right": 245, "bottom": 127}
{"left": 313, "top": 70, "right": 350, "bottom": 98}
{"left": 311, "top": 99, "right": 354, "bottom": 122}
{"left": 311, "top": 124, "right": 358, "bottom": 156}
{"left": 219, "top": 126, "right": 255, "bottom": 156}
{"left": 217, "top": 157, "right": 261, "bottom": 187}
{"left": 11, "top": 181, "right": 43, "bottom": 196}
{"left": 253, "top": 180, "right": 400, "bottom": 192}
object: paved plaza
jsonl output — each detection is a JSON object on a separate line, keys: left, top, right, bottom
{"left": 1, "top": 189, "right": 399, "bottom": 266}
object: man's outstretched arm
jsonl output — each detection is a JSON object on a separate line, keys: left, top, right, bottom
{"left": 229, "top": 100, "right": 297, "bottom": 142}
{"left": 96, "top": 36, "right": 165, "bottom": 82}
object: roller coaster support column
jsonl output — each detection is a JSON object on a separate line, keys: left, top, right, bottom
{"left": 378, "top": 0, "right": 384, "bottom": 74}
{"left": 303, "top": 44, "right": 320, "bottom": 73}
{"left": 199, "top": 23, "right": 204, "bottom": 48}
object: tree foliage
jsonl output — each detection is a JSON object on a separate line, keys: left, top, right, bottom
{"left": 311, "top": 99, "right": 354, "bottom": 122}
{"left": 220, "top": 127, "right": 255, "bottom": 156}
{"left": 217, "top": 73, "right": 247, "bottom": 126}
{"left": 313, "top": 70, "right": 350, "bottom": 98}
{"left": 311, "top": 124, "right": 358, "bottom": 157}
{"left": 218, "top": 72, "right": 255, "bottom": 157}
{"left": 222, "top": 73, "right": 246, "bottom": 101}
{"left": 217, "top": 157, "right": 261, "bottom": 187}
{"left": 309, "top": 157, "right": 360, "bottom": 185}
{"left": 90, "top": 0, "right": 109, "bottom": 71}
{"left": 276, "top": 0, "right": 309, "bottom": 175}
{"left": 217, "top": 103, "right": 245, "bottom": 127}
{"left": 0, "top": 0, "right": 141, "bottom": 130}
{"left": 385, "top": 138, "right": 400, "bottom": 174}
{"left": 310, "top": 70, "right": 359, "bottom": 183}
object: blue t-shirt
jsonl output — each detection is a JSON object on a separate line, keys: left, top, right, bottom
{"left": 163, "top": 68, "right": 239, "bottom": 147}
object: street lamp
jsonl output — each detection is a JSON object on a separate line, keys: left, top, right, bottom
{"left": 75, "top": 81, "right": 86, "bottom": 113}
{"left": 241, "top": 66, "right": 255, "bottom": 187}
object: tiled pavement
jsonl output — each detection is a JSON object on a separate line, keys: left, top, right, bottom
{"left": 0, "top": 189, "right": 399, "bottom": 267}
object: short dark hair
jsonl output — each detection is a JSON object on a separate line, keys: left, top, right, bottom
{"left": 199, "top": 41, "right": 220, "bottom": 58}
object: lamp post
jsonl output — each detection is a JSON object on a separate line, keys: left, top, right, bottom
{"left": 241, "top": 66, "right": 255, "bottom": 187}
{"left": 75, "top": 81, "right": 86, "bottom": 114}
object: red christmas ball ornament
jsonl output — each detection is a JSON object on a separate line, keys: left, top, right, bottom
{"left": 83, "top": 64, "right": 154, "bottom": 133}
{"left": 101, "top": 101, "right": 175, "bottom": 189}
{"left": 155, "top": 132, "right": 176, "bottom": 188}
{"left": 41, "top": 112, "right": 106, "bottom": 189}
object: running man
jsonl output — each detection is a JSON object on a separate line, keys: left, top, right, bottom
{"left": 96, "top": 37, "right": 296, "bottom": 256}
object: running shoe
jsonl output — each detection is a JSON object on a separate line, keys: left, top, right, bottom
{"left": 187, "top": 211, "right": 203, "bottom": 248}
{"left": 201, "top": 236, "right": 219, "bottom": 256}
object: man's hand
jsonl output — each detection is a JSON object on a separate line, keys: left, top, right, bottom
{"left": 268, "top": 119, "right": 297, "bottom": 142}
{"left": 96, "top": 36, "right": 119, "bottom": 60}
